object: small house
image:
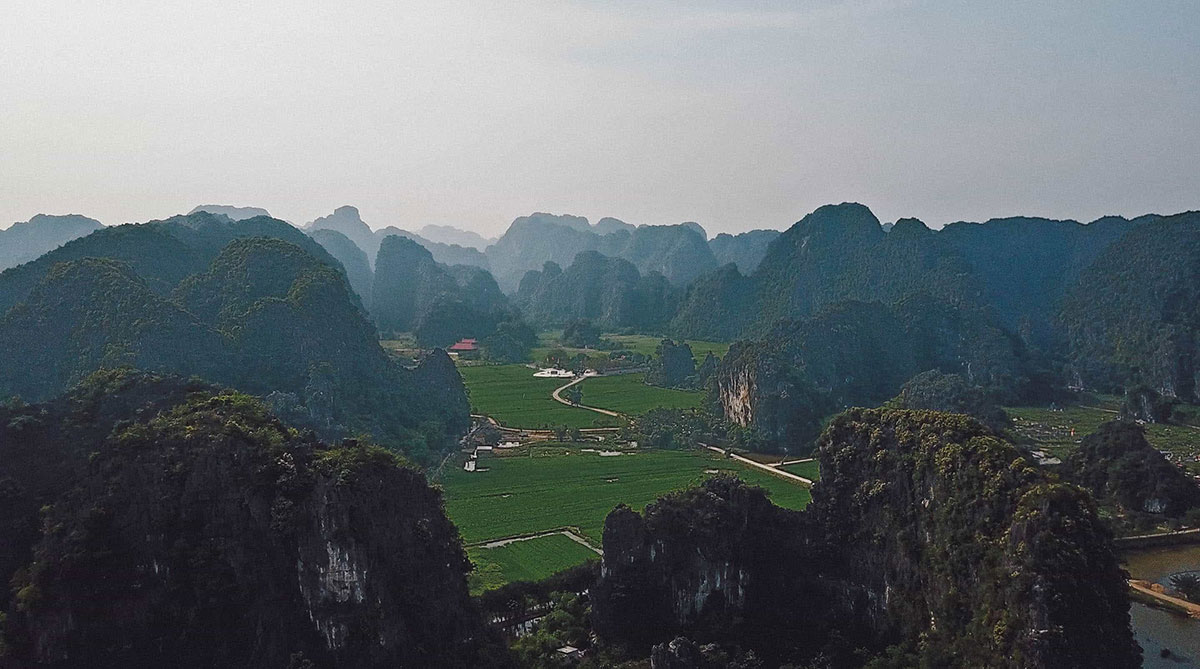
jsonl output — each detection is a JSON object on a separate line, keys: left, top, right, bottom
{"left": 448, "top": 338, "right": 479, "bottom": 359}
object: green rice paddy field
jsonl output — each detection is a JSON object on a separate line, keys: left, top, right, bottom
{"left": 466, "top": 534, "right": 599, "bottom": 595}
{"left": 780, "top": 460, "right": 821, "bottom": 481}
{"left": 456, "top": 364, "right": 622, "bottom": 429}
{"left": 442, "top": 448, "right": 811, "bottom": 546}
{"left": 444, "top": 447, "right": 812, "bottom": 591}
{"left": 457, "top": 365, "right": 705, "bottom": 428}
{"left": 578, "top": 373, "right": 703, "bottom": 414}
{"left": 601, "top": 334, "right": 731, "bottom": 360}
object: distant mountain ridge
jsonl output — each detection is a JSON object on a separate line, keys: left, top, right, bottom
{"left": 0, "top": 213, "right": 466, "bottom": 461}
{"left": 418, "top": 223, "right": 494, "bottom": 249}
{"left": 187, "top": 204, "right": 271, "bottom": 220}
{"left": 0, "top": 211, "right": 349, "bottom": 316}
{"left": 0, "top": 214, "right": 103, "bottom": 271}
{"left": 515, "top": 251, "right": 678, "bottom": 330}
{"left": 484, "top": 212, "right": 717, "bottom": 290}
{"left": 304, "top": 205, "right": 490, "bottom": 270}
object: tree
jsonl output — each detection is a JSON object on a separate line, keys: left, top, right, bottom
{"left": 889, "top": 370, "right": 1010, "bottom": 432}
{"left": 562, "top": 319, "right": 601, "bottom": 348}
{"left": 564, "top": 384, "right": 582, "bottom": 406}
{"left": 1170, "top": 573, "right": 1200, "bottom": 603}
{"left": 645, "top": 339, "right": 696, "bottom": 388}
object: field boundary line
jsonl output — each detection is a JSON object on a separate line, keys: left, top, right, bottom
{"left": 777, "top": 457, "right": 816, "bottom": 466}
{"left": 551, "top": 376, "right": 624, "bottom": 418}
{"left": 467, "top": 526, "right": 603, "bottom": 555}
{"left": 704, "top": 445, "right": 814, "bottom": 486}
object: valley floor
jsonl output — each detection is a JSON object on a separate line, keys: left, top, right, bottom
{"left": 441, "top": 445, "right": 811, "bottom": 593}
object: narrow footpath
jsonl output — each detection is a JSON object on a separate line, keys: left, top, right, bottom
{"left": 475, "top": 529, "right": 603, "bottom": 556}
{"left": 704, "top": 445, "right": 814, "bottom": 485}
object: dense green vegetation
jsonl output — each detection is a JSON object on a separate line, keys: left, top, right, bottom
{"left": 467, "top": 535, "right": 599, "bottom": 595}
{"left": 0, "top": 371, "right": 506, "bottom": 667}
{"left": 371, "top": 234, "right": 513, "bottom": 344}
{"left": 310, "top": 227, "right": 373, "bottom": 303}
{"left": 1064, "top": 420, "right": 1200, "bottom": 517}
{"left": 514, "top": 252, "right": 679, "bottom": 330}
{"left": 457, "top": 364, "right": 622, "bottom": 428}
{"left": 0, "top": 210, "right": 346, "bottom": 315}
{"left": 0, "top": 228, "right": 469, "bottom": 462}
{"left": 889, "top": 369, "right": 1010, "bottom": 431}
{"left": 603, "top": 333, "right": 730, "bottom": 359}
{"left": 1060, "top": 212, "right": 1200, "bottom": 402}
{"left": 486, "top": 213, "right": 716, "bottom": 292}
{"left": 708, "top": 229, "right": 780, "bottom": 274}
{"left": 592, "top": 409, "right": 1140, "bottom": 668}
{"left": 644, "top": 338, "right": 697, "bottom": 388}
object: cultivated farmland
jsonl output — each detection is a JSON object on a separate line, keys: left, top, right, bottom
{"left": 602, "top": 333, "right": 731, "bottom": 360}
{"left": 1006, "top": 402, "right": 1200, "bottom": 474}
{"left": 467, "top": 534, "right": 599, "bottom": 595}
{"left": 780, "top": 460, "right": 821, "bottom": 481}
{"left": 578, "top": 372, "right": 703, "bottom": 415}
{"left": 441, "top": 447, "right": 811, "bottom": 546}
{"left": 457, "top": 364, "right": 622, "bottom": 429}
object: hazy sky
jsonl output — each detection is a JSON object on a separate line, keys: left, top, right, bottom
{"left": 2, "top": 1, "right": 1198, "bottom": 236}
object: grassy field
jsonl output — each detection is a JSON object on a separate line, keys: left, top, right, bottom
{"left": 457, "top": 364, "right": 622, "bottom": 429}
{"left": 1006, "top": 404, "right": 1200, "bottom": 474}
{"left": 579, "top": 373, "right": 704, "bottom": 415}
{"left": 466, "top": 534, "right": 599, "bottom": 595}
{"left": 442, "top": 447, "right": 811, "bottom": 546}
{"left": 529, "top": 332, "right": 732, "bottom": 366}
{"left": 602, "top": 334, "right": 731, "bottom": 360}
{"left": 780, "top": 460, "right": 821, "bottom": 481}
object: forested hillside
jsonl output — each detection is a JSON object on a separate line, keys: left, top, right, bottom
{"left": 0, "top": 231, "right": 467, "bottom": 461}
{"left": 592, "top": 410, "right": 1139, "bottom": 667}
{"left": 514, "top": 251, "right": 679, "bottom": 329}
{"left": 0, "top": 371, "right": 508, "bottom": 668}
{"left": 1060, "top": 212, "right": 1200, "bottom": 401}
{"left": 0, "top": 213, "right": 103, "bottom": 271}
{"left": 0, "top": 211, "right": 346, "bottom": 315}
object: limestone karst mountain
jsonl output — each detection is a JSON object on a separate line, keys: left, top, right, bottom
{"left": 0, "top": 213, "right": 103, "bottom": 271}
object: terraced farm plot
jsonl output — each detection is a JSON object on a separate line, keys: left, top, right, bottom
{"left": 579, "top": 373, "right": 703, "bottom": 415}
{"left": 466, "top": 534, "right": 599, "bottom": 595}
{"left": 441, "top": 448, "right": 811, "bottom": 546}
{"left": 456, "top": 364, "right": 622, "bottom": 429}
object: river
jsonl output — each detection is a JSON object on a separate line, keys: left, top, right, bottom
{"left": 1124, "top": 545, "right": 1200, "bottom": 667}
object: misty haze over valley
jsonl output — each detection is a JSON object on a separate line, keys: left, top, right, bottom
{"left": 1, "top": 2, "right": 1199, "bottom": 668}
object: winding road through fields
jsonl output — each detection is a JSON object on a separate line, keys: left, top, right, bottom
{"left": 550, "top": 376, "right": 623, "bottom": 418}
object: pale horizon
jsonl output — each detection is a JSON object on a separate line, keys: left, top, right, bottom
{"left": 2, "top": 1, "right": 1198, "bottom": 237}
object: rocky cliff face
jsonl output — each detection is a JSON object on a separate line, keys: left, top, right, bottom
{"left": 714, "top": 296, "right": 1029, "bottom": 453}
{"left": 0, "top": 373, "right": 506, "bottom": 668}
{"left": 310, "top": 228, "right": 373, "bottom": 305}
{"left": 1059, "top": 212, "right": 1200, "bottom": 401}
{"left": 593, "top": 409, "right": 1140, "bottom": 668}
{"left": 593, "top": 476, "right": 817, "bottom": 656}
